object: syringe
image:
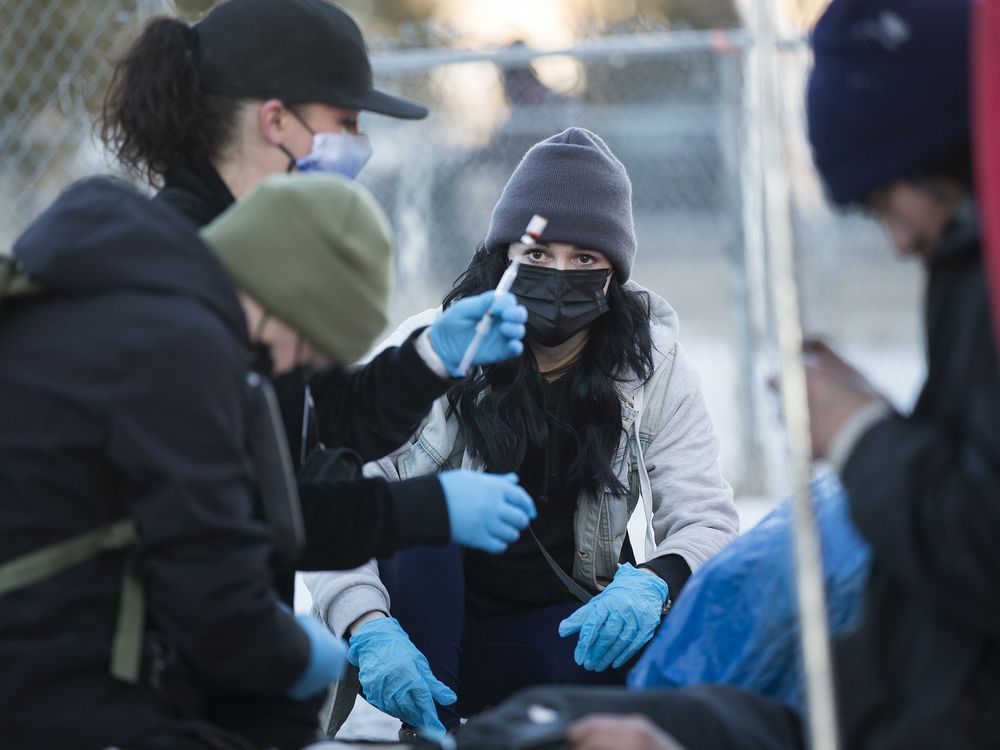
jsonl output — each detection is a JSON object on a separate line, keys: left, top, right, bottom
{"left": 454, "top": 214, "right": 548, "bottom": 377}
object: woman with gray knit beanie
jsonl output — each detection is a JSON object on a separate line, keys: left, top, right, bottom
{"left": 306, "top": 128, "right": 739, "bottom": 738}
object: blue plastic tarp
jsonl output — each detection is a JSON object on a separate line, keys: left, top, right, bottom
{"left": 627, "top": 472, "right": 872, "bottom": 712}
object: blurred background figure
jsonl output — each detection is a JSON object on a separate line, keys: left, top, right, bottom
{"left": 501, "top": 41, "right": 571, "bottom": 106}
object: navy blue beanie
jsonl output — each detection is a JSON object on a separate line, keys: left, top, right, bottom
{"left": 484, "top": 128, "right": 636, "bottom": 280}
{"left": 807, "top": 0, "right": 971, "bottom": 206}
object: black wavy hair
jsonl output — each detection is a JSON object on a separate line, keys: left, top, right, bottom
{"left": 99, "top": 17, "right": 244, "bottom": 187}
{"left": 444, "top": 246, "right": 655, "bottom": 497}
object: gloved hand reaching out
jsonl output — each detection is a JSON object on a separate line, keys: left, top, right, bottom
{"left": 439, "top": 470, "right": 536, "bottom": 554}
{"left": 430, "top": 291, "right": 527, "bottom": 376}
{"left": 558, "top": 563, "right": 669, "bottom": 672}
{"left": 348, "top": 616, "right": 456, "bottom": 734}
{"left": 286, "top": 613, "right": 349, "bottom": 700}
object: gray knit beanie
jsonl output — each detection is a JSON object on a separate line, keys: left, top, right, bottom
{"left": 484, "top": 127, "right": 636, "bottom": 280}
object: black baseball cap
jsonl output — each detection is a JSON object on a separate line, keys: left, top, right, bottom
{"left": 194, "top": 0, "right": 428, "bottom": 120}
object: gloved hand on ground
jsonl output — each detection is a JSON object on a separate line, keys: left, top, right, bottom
{"left": 440, "top": 470, "right": 536, "bottom": 554}
{"left": 286, "top": 613, "right": 349, "bottom": 700}
{"left": 348, "top": 616, "right": 456, "bottom": 734}
{"left": 558, "top": 563, "right": 669, "bottom": 671}
{"left": 430, "top": 290, "right": 527, "bottom": 376}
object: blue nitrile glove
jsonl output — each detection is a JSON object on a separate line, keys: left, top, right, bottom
{"left": 439, "top": 470, "right": 536, "bottom": 554}
{"left": 287, "top": 613, "right": 349, "bottom": 700}
{"left": 430, "top": 290, "right": 527, "bottom": 376}
{"left": 558, "top": 563, "right": 669, "bottom": 672}
{"left": 348, "top": 616, "right": 456, "bottom": 734}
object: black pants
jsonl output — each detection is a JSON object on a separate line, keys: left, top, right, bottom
{"left": 380, "top": 544, "right": 623, "bottom": 729}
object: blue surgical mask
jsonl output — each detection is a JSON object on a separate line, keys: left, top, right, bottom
{"left": 294, "top": 132, "right": 373, "bottom": 179}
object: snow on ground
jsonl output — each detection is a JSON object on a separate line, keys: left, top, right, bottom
{"left": 336, "top": 696, "right": 401, "bottom": 742}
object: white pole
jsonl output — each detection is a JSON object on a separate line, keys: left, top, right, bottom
{"left": 749, "top": 2, "right": 841, "bottom": 750}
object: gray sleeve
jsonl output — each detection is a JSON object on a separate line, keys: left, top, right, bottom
{"left": 645, "top": 344, "right": 740, "bottom": 570}
{"left": 303, "top": 560, "right": 389, "bottom": 638}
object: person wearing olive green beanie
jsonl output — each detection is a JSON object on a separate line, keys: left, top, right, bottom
{"left": 0, "top": 173, "right": 534, "bottom": 749}
{"left": 202, "top": 171, "right": 396, "bottom": 370}
{"left": 202, "top": 172, "right": 538, "bottom": 745}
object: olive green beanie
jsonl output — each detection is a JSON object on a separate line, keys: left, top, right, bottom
{"left": 201, "top": 173, "right": 394, "bottom": 365}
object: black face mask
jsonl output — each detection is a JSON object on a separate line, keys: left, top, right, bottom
{"left": 510, "top": 264, "right": 611, "bottom": 347}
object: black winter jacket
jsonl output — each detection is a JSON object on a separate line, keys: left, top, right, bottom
{"left": 0, "top": 179, "right": 312, "bottom": 749}
{"left": 156, "top": 161, "right": 454, "bottom": 580}
{"left": 835, "top": 218, "right": 1000, "bottom": 748}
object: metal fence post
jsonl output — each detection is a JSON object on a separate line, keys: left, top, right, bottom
{"left": 750, "top": 1, "right": 842, "bottom": 748}
{"left": 718, "top": 44, "right": 770, "bottom": 497}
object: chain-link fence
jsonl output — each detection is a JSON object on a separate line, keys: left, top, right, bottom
{"left": 340, "top": 34, "right": 922, "bottom": 498}
{"left": 0, "top": 1, "right": 162, "bottom": 232}
{"left": 0, "top": 4, "right": 925, "bottom": 499}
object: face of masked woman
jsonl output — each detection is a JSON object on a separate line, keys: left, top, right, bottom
{"left": 507, "top": 242, "right": 614, "bottom": 348}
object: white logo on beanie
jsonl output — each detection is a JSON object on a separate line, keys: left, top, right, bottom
{"left": 856, "top": 11, "right": 911, "bottom": 51}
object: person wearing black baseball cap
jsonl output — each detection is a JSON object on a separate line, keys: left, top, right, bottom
{"left": 95, "top": 4, "right": 537, "bottom": 749}
{"left": 101, "top": 0, "right": 426, "bottom": 225}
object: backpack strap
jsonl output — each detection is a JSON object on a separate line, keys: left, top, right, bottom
{"left": 528, "top": 528, "right": 595, "bottom": 603}
{"left": 1, "top": 255, "right": 143, "bottom": 681}
{"left": 110, "top": 556, "right": 145, "bottom": 683}
{"left": 0, "top": 254, "right": 41, "bottom": 302}
{"left": 0, "top": 519, "right": 144, "bottom": 682}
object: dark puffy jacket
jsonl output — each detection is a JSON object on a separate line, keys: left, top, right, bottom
{"left": 836, "top": 218, "right": 1000, "bottom": 748}
{"left": 0, "top": 179, "right": 310, "bottom": 749}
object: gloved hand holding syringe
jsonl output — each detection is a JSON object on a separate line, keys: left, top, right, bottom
{"left": 453, "top": 214, "right": 548, "bottom": 377}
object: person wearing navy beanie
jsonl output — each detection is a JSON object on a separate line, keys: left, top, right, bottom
{"left": 443, "top": 2, "right": 1000, "bottom": 749}
{"left": 806, "top": 0, "right": 976, "bottom": 265}
{"left": 807, "top": 0, "right": 971, "bottom": 208}
{"left": 796, "top": 2, "right": 1000, "bottom": 749}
